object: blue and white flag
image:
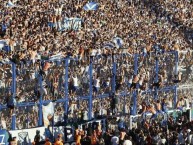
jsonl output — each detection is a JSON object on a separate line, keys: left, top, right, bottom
{"left": 7, "top": 1, "right": 15, "bottom": 7}
{"left": 49, "top": 52, "right": 63, "bottom": 61}
{"left": 0, "top": 40, "right": 7, "bottom": 50}
{"left": 113, "top": 37, "right": 124, "bottom": 48}
{"left": 83, "top": 2, "right": 99, "bottom": 11}
{"left": 103, "top": 43, "right": 115, "bottom": 49}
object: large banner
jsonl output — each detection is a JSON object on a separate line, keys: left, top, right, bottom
{"left": 61, "top": 18, "right": 82, "bottom": 31}
{"left": 9, "top": 127, "right": 47, "bottom": 145}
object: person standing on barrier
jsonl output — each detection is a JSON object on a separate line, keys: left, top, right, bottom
{"left": 93, "top": 75, "right": 100, "bottom": 98}
{"left": 111, "top": 93, "right": 118, "bottom": 115}
{"left": 127, "top": 75, "right": 133, "bottom": 90}
{"left": 140, "top": 101, "right": 147, "bottom": 114}
{"left": 161, "top": 98, "right": 168, "bottom": 113}
{"left": 154, "top": 100, "right": 164, "bottom": 117}
{"left": 71, "top": 74, "right": 79, "bottom": 98}
{"left": 176, "top": 98, "right": 184, "bottom": 111}
{"left": 140, "top": 101, "right": 148, "bottom": 125}
{"left": 29, "top": 48, "right": 37, "bottom": 67}
{"left": 130, "top": 75, "right": 139, "bottom": 90}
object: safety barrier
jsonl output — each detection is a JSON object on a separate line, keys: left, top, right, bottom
{"left": 0, "top": 51, "right": 179, "bottom": 131}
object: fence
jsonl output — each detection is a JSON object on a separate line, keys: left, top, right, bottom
{"left": 0, "top": 51, "right": 181, "bottom": 131}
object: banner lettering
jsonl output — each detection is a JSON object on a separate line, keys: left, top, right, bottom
{"left": 61, "top": 18, "right": 82, "bottom": 31}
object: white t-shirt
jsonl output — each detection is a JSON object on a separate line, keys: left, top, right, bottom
{"left": 128, "top": 76, "right": 133, "bottom": 84}
{"left": 98, "top": 49, "right": 102, "bottom": 55}
{"left": 91, "top": 49, "right": 97, "bottom": 56}
{"left": 73, "top": 77, "right": 78, "bottom": 87}
{"left": 94, "top": 79, "right": 100, "bottom": 88}
{"left": 185, "top": 98, "right": 190, "bottom": 109}
{"left": 139, "top": 77, "right": 144, "bottom": 85}
{"left": 80, "top": 66, "right": 85, "bottom": 74}
{"left": 168, "top": 100, "right": 173, "bottom": 108}
{"left": 69, "top": 105, "right": 74, "bottom": 114}
{"left": 1, "top": 119, "right": 6, "bottom": 129}
{"left": 99, "top": 108, "right": 103, "bottom": 115}
{"left": 124, "top": 104, "right": 129, "bottom": 114}
{"left": 123, "top": 140, "right": 132, "bottom": 145}
{"left": 83, "top": 110, "right": 88, "bottom": 120}
{"left": 159, "top": 138, "right": 166, "bottom": 145}
{"left": 57, "top": 7, "right": 63, "bottom": 15}
{"left": 0, "top": 80, "right": 5, "bottom": 88}
{"left": 106, "top": 79, "right": 110, "bottom": 86}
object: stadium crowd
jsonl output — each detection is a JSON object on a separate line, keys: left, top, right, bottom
{"left": 0, "top": 0, "right": 192, "bottom": 144}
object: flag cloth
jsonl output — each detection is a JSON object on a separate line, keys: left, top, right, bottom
{"left": 83, "top": 2, "right": 99, "bottom": 11}
{"left": 7, "top": 1, "right": 15, "bottom": 7}
{"left": 49, "top": 52, "right": 63, "bottom": 61}
{"left": 113, "top": 37, "right": 124, "bottom": 48}
{"left": 42, "top": 102, "right": 54, "bottom": 127}
{"left": 103, "top": 43, "right": 115, "bottom": 49}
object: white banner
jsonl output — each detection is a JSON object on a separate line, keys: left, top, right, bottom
{"left": 9, "top": 127, "right": 46, "bottom": 145}
{"left": 49, "top": 52, "right": 63, "bottom": 61}
{"left": 61, "top": 18, "right": 82, "bottom": 31}
{"left": 42, "top": 102, "right": 54, "bottom": 127}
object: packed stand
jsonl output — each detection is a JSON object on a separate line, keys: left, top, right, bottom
{"left": 0, "top": 0, "right": 192, "bottom": 131}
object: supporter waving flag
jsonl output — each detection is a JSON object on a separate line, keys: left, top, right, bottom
{"left": 83, "top": 2, "right": 99, "bottom": 11}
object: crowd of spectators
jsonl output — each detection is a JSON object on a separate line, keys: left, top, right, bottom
{"left": 0, "top": 0, "right": 192, "bottom": 144}
{"left": 20, "top": 112, "right": 192, "bottom": 145}
{"left": 71, "top": 113, "right": 193, "bottom": 145}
